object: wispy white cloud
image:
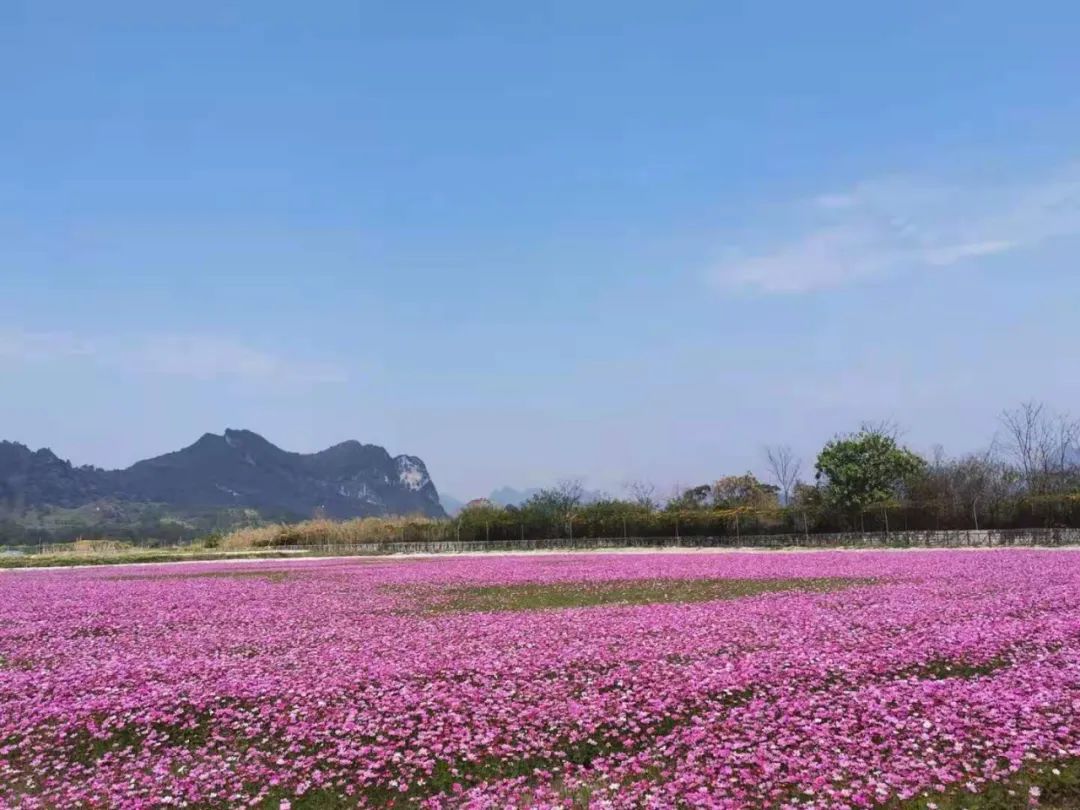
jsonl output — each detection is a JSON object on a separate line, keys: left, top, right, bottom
{"left": 0, "top": 329, "right": 347, "bottom": 384}
{"left": 126, "top": 335, "right": 348, "bottom": 383}
{"left": 812, "top": 192, "right": 860, "bottom": 210}
{"left": 713, "top": 164, "right": 1080, "bottom": 294}
{"left": 0, "top": 330, "right": 96, "bottom": 360}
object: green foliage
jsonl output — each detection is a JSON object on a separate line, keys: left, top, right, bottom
{"left": 711, "top": 474, "right": 780, "bottom": 510}
{"left": 664, "top": 475, "right": 779, "bottom": 513}
{"left": 560, "top": 498, "right": 654, "bottom": 537}
{"left": 666, "top": 485, "right": 712, "bottom": 511}
{"left": 815, "top": 428, "right": 926, "bottom": 515}
{"left": 520, "top": 480, "right": 585, "bottom": 520}
{"left": 456, "top": 500, "right": 507, "bottom": 524}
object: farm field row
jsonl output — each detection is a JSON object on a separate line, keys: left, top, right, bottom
{"left": 1, "top": 550, "right": 1079, "bottom": 808}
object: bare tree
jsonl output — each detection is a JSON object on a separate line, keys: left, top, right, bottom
{"left": 1052, "top": 412, "right": 1080, "bottom": 480}
{"left": 668, "top": 481, "right": 685, "bottom": 507}
{"left": 1000, "top": 401, "right": 1047, "bottom": 488}
{"left": 554, "top": 478, "right": 585, "bottom": 509}
{"left": 764, "top": 445, "right": 802, "bottom": 505}
{"left": 859, "top": 419, "right": 904, "bottom": 441}
{"left": 622, "top": 480, "right": 658, "bottom": 510}
{"left": 999, "top": 402, "right": 1080, "bottom": 494}
{"left": 930, "top": 444, "right": 947, "bottom": 472}
{"left": 949, "top": 449, "right": 1009, "bottom": 530}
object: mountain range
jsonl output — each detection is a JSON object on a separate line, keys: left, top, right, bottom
{"left": 0, "top": 430, "right": 444, "bottom": 540}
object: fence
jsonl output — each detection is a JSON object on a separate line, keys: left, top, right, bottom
{"left": 4, "top": 528, "right": 1080, "bottom": 560}
{"left": 267, "top": 527, "right": 1080, "bottom": 557}
{"left": 440, "top": 496, "right": 1080, "bottom": 544}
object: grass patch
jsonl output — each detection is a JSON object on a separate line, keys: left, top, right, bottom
{"left": 902, "top": 656, "right": 1011, "bottom": 681}
{"left": 896, "top": 760, "right": 1080, "bottom": 808}
{"left": 430, "top": 576, "right": 870, "bottom": 613}
{"left": 259, "top": 788, "right": 354, "bottom": 809}
{"left": 108, "top": 570, "right": 294, "bottom": 583}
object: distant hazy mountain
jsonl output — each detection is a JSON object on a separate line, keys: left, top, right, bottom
{"left": 488, "top": 486, "right": 543, "bottom": 507}
{"left": 439, "top": 493, "right": 465, "bottom": 516}
{"left": 0, "top": 429, "right": 445, "bottom": 535}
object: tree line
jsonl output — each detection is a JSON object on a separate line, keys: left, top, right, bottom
{"left": 449, "top": 401, "right": 1080, "bottom": 542}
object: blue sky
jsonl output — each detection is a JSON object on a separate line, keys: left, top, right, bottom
{"left": 3, "top": 1, "right": 1080, "bottom": 500}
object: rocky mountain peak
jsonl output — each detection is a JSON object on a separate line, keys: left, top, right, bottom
{"left": 0, "top": 431, "right": 445, "bottom": 531}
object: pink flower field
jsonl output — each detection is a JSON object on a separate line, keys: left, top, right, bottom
{"left": 2, "top": 550, "right": 1080, "bottom": 808}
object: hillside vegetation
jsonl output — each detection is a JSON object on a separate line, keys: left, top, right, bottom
{"left": 0, "top": 429, "right": 444, "bottom": 543}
